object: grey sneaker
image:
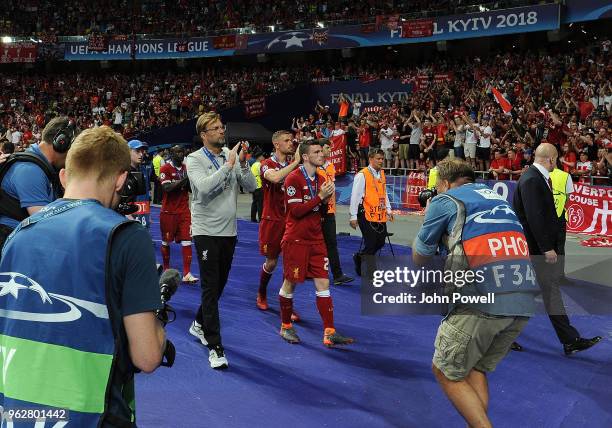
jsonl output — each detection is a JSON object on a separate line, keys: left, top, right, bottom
{"left": 323, "top": 328, "right": 354, "bottom": 347}
{"left": 189, "top": 320, "right": 208, "bottom": 346}
{"left": 209, "top": 346, "right": 229, "bottom": 369}
{"left": 280, "top": 326, "right": 300, "bottom": 344}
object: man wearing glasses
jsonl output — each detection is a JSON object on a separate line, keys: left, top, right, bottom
{"left": 186, "top": 112, "right": 257, "bottom": 369}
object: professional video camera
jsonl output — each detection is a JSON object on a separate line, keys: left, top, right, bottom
{"left": 155, "top": 268, "right": 181, "bottom": 368}
{"left": 115, "top": 171, "right": 147, "bottom": 215}
{"left": 418, "top": 188, "right": 437, "bottom": 208}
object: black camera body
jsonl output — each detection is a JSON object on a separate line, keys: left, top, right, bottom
{"left": 418, "top": 188, "right": 438, "bottom": 208}
{"left": 115, "top": 171, "right": 147, "bottom": 215}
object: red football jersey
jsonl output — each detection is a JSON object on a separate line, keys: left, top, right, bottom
{"left": 422, "top": 126, "right": 435, "bottom": 145}
{"left": 490, "top": 158, "right": 510, "bottom": 180}
{"left": 260, "top": 157, "right": 289, "bottom": 221}
{"left": 283, "top": 168, "right": 325, "bottom": 244}
{"left": 160, "top": 162, "right": 190, "bottom": 214}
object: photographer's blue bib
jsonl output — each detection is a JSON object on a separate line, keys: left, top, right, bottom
{"left": 0, "top": 199, "right": 136, "bottom": 426}
{"left": 438, "top": 183, "right": 538, "bottom": 316}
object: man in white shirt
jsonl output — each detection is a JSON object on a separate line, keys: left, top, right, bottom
{"left": 348, "top": 149, "right": 393, "bottom": 276}
{"left": 113, "top": 106, "right": 123, "bottom": 129}
{"left": 330, "top": 122, "right": 345, "bottom": 137}
{"left": 476, "top": 116, "right": 493, "bottom": 171}
{"left": 462, "top": 114, "right": 478, "bottom": 169}
{"left": 10, "top": 128, "right": 23, "bottom": 146}
{"left": 352, "top": 101, "right": 362, "bottom": 118}
{"left": 379, "top": 124, "right": 396, "bottom": 169}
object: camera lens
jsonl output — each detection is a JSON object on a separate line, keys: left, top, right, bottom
{"left": 417, "top": 188, "right": 437, "bottom": 208}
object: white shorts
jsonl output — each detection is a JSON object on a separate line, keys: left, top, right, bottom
{"left": 464, "top": 143, "right": 476, "bottom": 158}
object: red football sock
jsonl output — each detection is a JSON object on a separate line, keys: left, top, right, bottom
{"left": 316, "top": 293, "right": 335, "bottom": 330}
{"left": 259, "top": 264, "right": 273, "bottom": 295}
{"left": 279, "top": 294, "right": 294, "bottom": 326}
{"left": 181, "top": 244, "right": 192, "bottom": 275}
{"left": 161, "top": 244, "right": 170, "bottom": 270}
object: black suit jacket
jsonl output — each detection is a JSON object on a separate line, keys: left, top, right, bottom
{"left": 512, "top": 165, "right": 560, "bottom": 255}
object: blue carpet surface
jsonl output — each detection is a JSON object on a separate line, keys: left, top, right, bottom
{"left": 137, "top": 207, "right": 612, "bottom": 428}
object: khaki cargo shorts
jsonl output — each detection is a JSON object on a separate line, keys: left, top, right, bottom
{"left": 398, "top": 144, "right": 409, "bottom": 160}
{"left": 432, "top": 305, "right": 529, "bottom": 381}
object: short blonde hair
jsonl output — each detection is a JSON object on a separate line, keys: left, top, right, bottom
{"left": 196, "top": 112, "right": 221, "bottom": 135}
{"left": 272, "top": 130, "right": 292, "bottom": 143}
{"left": 65, "top": 126, "right": 130, "bottom": 183}
{"left": 437, "top": 159, "right": 475, "bottom": 183}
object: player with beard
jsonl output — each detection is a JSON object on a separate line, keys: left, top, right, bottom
{"left": 159, "top": 145, "right": 197, "bottom": 283}
{"left": 278, "top": 140, "right": 354, "bottom": 347}
{"left": 256, "top": 131, "right": 300, "bottom": 321}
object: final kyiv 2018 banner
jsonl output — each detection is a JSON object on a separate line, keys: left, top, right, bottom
{"left": 63, "top": 4, "right": 562, "bottom": 61}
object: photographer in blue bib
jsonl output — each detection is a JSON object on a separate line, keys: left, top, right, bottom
{"left": 0, "top": 126, "right": 176, "bottom": 427}
{"left": 413, "top": 159, "right": 538, "bottom": 428}
{"left": 0, "top": 117, "right": 74, "bottom": 253}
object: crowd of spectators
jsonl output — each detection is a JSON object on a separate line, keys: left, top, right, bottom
{"left": 1, "top": 0, "right": 541, "bottom": 38}
{"left": 1, "top": 42, "right": 610, "bottom": 183}
{"left": 291, "top": 46, "right": 612, "bottom": 183}
{"left": 0, "top": 66, "right": 305, "bottom": 143}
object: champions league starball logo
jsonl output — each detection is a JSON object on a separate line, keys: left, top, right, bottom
{"left": 0, "top": 272, "right": 109, "bottom": 322}
{"left": 266, "top": 32, "right": 311, "bottom": 50}
{"left": 465, "top": 205, "right": 523, "bottom": 227}
{"left": 251, "top": 30, "right": 360, "bottom": 54}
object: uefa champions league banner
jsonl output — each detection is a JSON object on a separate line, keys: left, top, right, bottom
{"left": 63, "top": 38, "right": 233, "bottom": 60}
{"left": 63, "top": 4, "right": 560, "bottom": 61}
{"left": 564, "top": 0, "right": 612, "bottom": 23}
{"left": 240, "top": 4, "right": 561, "bottom": 53}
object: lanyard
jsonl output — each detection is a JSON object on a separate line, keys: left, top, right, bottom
{"left": 300, "top": 166, "right": 317, "bottom": 199}
{"left": 12, "top": 199, "right": 98, "bottom": 235}
{"left": 202, "top": 147, "right": 224, "bottom": 170}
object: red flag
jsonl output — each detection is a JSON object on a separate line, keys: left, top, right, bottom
{"left": 492, "top": 87, "right": 512, "bottom": 115}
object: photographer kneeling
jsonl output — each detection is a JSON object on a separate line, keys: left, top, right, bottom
{"left": 413, "top": 159, "right": 538, "bottom": 428}
{"left": 0, "top": 126, "right": 174, "bottom": 427}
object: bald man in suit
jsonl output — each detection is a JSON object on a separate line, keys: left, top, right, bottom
{"left": 513, "top": 143, "right": 601, "bottom": 355}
